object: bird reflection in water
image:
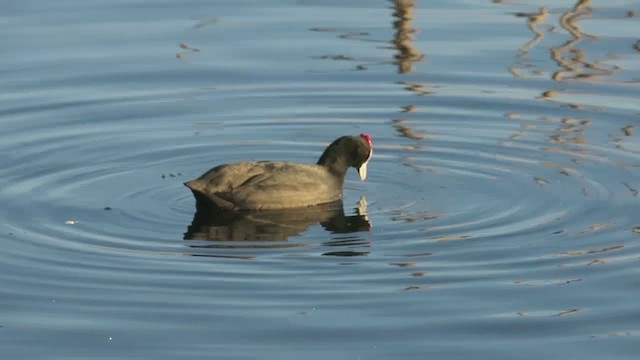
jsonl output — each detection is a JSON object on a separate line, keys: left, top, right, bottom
{"left": 184, "top": 197, "right": 371, "bottom": 256}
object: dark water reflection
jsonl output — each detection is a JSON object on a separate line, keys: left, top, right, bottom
{"left": 2, "top": 0, "right": 640, "bottom": 358}
{"left": 184, "top": 198, "right": 370, "bottom": 244}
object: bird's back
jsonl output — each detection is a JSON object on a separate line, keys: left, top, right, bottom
{"left": 185, "top": 161, "right": 343, "bottom": 210}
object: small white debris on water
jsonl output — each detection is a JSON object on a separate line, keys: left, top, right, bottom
{"left": 108, "top": 337, "right": 113, "bottom": 341}
{"left": 64, "top": 220, "right": 77, "bottom": 225}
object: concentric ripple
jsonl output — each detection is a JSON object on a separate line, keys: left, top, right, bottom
{"left": 3, "top": 77, "right": 640, "bottom": 357}
{"left": 2, "top": 0, "right": 640, "bottom": 358}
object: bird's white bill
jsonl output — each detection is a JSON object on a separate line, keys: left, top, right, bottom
{"left": 358, "top": 149, "right": 372, "bottom": 181}
{"left": 358, "top": 159, "right": 369, "bottom": 181}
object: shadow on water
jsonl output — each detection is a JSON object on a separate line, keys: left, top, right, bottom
{"left": 183, "top": 198, "right": 371, "bottom": 256}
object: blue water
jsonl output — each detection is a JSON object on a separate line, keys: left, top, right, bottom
{"left": 2, "top": 0, "right": 640, "bottom": 359}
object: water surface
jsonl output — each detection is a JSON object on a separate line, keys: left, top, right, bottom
{"left": 2, "top": 0, "right": 640, "bottom": 359}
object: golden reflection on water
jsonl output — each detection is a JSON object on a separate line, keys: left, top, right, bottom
{"left": 506, "top": 0, "right": 637, "bottom": 82}
{"left": 551, "top": 1, "right": 617, "bottom": 81}
{"left": 390, "top": 0, "right": 424, "bottom": 74}
{"left": 499, "top": 1, "right": 640, "bottom": 194}
{"left": 387, "top": 0, "right": 429, "bottom": 175}
{"left": 515, "top": 7, "right": 549, "bottom": 58}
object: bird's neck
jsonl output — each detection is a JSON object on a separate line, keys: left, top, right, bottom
{"left": 317, "top": 145, "right": 351, "bottom": 180}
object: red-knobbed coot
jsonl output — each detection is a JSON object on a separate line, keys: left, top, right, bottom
{"left": 184, "top": 134, "right": 373, "bottom": 210}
